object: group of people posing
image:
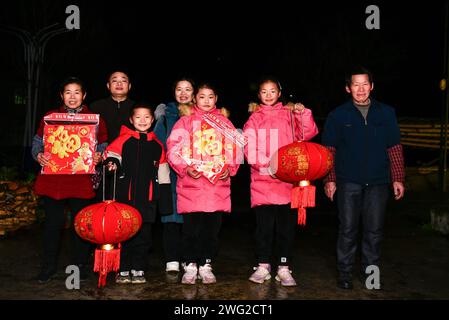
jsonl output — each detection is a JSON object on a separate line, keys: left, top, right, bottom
{"left": 31, "top": 66, "right": 405, "bottom": 290}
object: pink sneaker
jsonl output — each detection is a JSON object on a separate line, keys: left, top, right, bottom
{"left": 249, "top": 263, "right": 271, "bottom": 284}
{"left": 275, "top": 266, "right": 297, "bottom": 286}
{"left": 181, "top": 263, "right": 198, "bottom": 285}
{"left": 198, "top": 264, "right": 217, "bottom": 284}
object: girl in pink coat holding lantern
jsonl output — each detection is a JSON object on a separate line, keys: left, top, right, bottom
{"left": 243, "top": 77, "right": 318, "bottom": 286}
{"left": 167, "top": 83, "right": 241, "bottom": 285}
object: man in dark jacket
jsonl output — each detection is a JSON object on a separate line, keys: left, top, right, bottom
{"left": 90, "top": 70, "right": 134, "bottom": 143}
{"left": 322, "top": 67, "right": 405, "bottom": 290}
{"left": 90, "top": 70, "right": 134, "bottom": 199}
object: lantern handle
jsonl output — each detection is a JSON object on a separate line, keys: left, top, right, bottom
{"left": 102, "top": 165, "right": 117, "bottom": 202}
{"left": 290, "top": 109, "right": 305, "bottom": 142}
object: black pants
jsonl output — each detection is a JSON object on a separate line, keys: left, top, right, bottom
{"left": 254, "top": 204, "right": 297, "bottom": 266}
{"left": 336, "top": 182, "right": 389, "bottom": 274}
{"left": 163, "top": 222, "right": 183, "bottom": 263}
{"left": 182, "top": 212, "right": 222, "bottom": 266}
{"left": 120, "top": 223, "right": 152, "bottom": 272}
{"left": 41, "top": 197, "right": 92, "bottom": 268}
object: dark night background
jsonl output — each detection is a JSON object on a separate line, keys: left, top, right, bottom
{"left": 0, "top": 0, "right": 446, "bottom": 168}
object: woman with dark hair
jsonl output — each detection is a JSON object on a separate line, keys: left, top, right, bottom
{"left": 31, "top": 77, "right": 108, "bottom": 283}
{"left": 153, "top": 78, "right": 196, "bottom": 274}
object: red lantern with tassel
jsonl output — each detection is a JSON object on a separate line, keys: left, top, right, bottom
{"left": 74, "top": 200, "right": 142, "bottom": 287}
{"left": 269, "top": 141, "right": 333, "bottom": 225}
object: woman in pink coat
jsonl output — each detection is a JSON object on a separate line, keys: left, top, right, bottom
{"left": 243, "top": 77, "right": 318, "bottom": 286}
{"left": 167, "top": 83, "right": 240, "bottom": 285}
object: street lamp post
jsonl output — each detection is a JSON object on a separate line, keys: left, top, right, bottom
{"left": 0, "top": 24, "right": 70, "bottom": 170}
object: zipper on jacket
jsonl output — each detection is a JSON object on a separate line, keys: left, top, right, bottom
{"left": 133, "top": 135, "right": 141, "bottom": 205}
{"left": 148, "top": 180, "right": 153, "bottom": 201}
{"left": 128, "top": 177, "right": 132, "bottom": 201}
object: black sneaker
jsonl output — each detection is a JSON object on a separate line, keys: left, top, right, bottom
{"left": 37, "top": 266, "right": 57, "bottom": 283}
{"left": 78, "top": 264, "right": 89, "bottom": 282}
{"left": 337, "top": 272, "right": 353, "bottom": 290}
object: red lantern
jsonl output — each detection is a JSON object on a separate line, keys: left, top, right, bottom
{"left": 74, "top": 200, "right": 142, "bottom": 287}
{"left": 270, "top": 141, "right": 333, "bottom": 225}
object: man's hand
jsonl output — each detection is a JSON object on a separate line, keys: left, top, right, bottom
{"left": 393, "top": 181, "right": 405, "bottom": 200}
{"left": 324, "top": 182, "right": 337, "bottom": 201}
{"left": 187, "top": 167, "right": 202, "bottom": 179}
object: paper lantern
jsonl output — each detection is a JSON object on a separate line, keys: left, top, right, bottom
{"left": 270, "top": 141, "right": 333, "bottom": 225}
{"left": 74, "top": 200, "right": 142, "bottom": 287}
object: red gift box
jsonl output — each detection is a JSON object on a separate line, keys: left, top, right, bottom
{"left": 42, "top": 113, "right": 99, "bottom": 174}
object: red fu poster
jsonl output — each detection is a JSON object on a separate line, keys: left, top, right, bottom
{"left": 42, "top": 113, "right": 99, "bottom": 174}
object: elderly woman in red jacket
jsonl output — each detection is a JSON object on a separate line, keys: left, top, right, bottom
{"left": 32, "top": 77, "right": 108, "bottom": 283}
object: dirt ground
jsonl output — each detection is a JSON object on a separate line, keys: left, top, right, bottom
{"left": 1, "top": 169, "right": 449, "bottom": 308}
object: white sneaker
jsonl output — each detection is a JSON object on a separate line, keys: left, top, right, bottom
{"left": 181, "top": 263, "right": 198, "bottom": 285}
{"left": 275, "top": 266, "right": 297, "bottom": 287}
{"left": 198, "top": 264, "right": 217, "bottom": 284}
{"left": 116, "top": 271, "right": 131, "bottom": 284}
{"left": 166, "top": 261, "right": 180, "bottom": 272}
{"left": 131, "top": 270, "right": 146, "bottom": 284}
{"left": 249, "top": 264, "right": 271, "bottom": 284}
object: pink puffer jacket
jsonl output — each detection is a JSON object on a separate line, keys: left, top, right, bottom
{"left": 167, "top": 106, "right": 240, "bottom": 214}
{"left": 243, "top": 102, "right": 318, "bottom": 208}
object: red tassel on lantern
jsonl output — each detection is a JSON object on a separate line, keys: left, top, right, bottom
{"left": 270, "top": 141, "right": 333, "bottom": 225}
{"left": 94, "top": 244, "right": 121, "bottom": 287}
{"left": 291, "top": 180, "right": 316, "bottom": 225}
{"left": 74, "top": 200, "right": 142, "bottom": 287}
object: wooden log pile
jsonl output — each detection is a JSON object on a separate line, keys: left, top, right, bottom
{"left": 0, "top": 181, "right": 38, "bottom": 236}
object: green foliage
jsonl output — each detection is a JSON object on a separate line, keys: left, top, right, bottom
{"left": 0, "top": 166, "right": 36, "bottom": 183}
{"left": 0, "top": 166, "right": 18, "bottom": 181}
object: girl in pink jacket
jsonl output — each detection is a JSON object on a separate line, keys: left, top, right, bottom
{"left": 167, "top": 83, "right": 240, "bottom": 285}
{"left": 243, "top": 77, "right": 318, "bottom": 286}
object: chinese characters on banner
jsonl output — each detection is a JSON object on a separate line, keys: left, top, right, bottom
{"left": 42, "top": 113, "right": 99, "bottom": 174}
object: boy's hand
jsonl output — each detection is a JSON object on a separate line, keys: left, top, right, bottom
{"left": 107, "top": 161, "right": 117, "bottom": 171}
{"left": 187, "top": 167, "right": 201, "bottom": 179}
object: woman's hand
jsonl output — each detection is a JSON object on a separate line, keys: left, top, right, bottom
{"left": 93, "top": 152, "right": 102, "bottom": 166}
{"left": 293, "top": 103, "right": 305, "bottom": 113}
{"left": 218, "top": 168, "right": 230, "bottom": 180}
{"left": 37, "top": 152, "right": 50, "bottom": 167}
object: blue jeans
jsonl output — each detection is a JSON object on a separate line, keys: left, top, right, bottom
{"left": 336, "top": 182, "right": 389, "bottom": 274}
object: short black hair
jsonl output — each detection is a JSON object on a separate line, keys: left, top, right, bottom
{"left": 345, "top": 66, "right": 373, "bottom": 87}
{"left": 107, "top": 69, "right": 131, "bottom": 83}
{"left": 129, "top": 102, "right": 154, "bottom": 118}
{"left": 59, "top": 76, "right": 86, "bottom": 94}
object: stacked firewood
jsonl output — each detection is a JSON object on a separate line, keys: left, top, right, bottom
{"left": 0, "top": 181, "right": 38, "bottom": 236}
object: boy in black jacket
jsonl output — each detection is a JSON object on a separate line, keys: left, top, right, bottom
{"left": 104, "top": 103, "right": 172, "bottom": 284}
